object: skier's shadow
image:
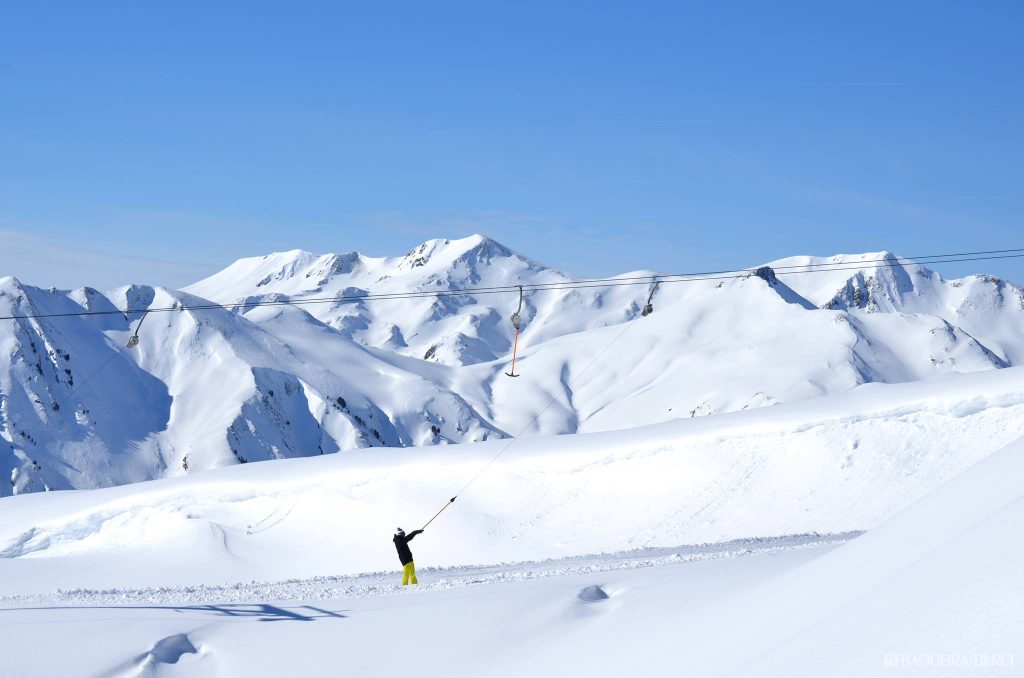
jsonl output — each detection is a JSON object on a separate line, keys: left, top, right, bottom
{"left": 170, "top": 603, "right": 348, "bottom": 622}
{"left": 2, "top": 603, "right": 348, "bottom": 622}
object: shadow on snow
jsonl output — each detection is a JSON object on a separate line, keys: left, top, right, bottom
{"left": 0, "top": 603, "right": 348, "bottom": 622}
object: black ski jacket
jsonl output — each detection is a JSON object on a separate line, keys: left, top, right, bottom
{"left": 393, "top": 530, "right": 423, "bottom": 565}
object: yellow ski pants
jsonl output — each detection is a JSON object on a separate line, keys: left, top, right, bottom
{"left": 402, "top": 561, "right": 418, "bottom": 585}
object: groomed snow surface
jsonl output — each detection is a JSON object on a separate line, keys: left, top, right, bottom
{"left": 1, "top": 367, "right": 1023, "bottom": 676}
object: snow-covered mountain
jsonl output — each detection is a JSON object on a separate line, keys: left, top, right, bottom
{"left": 187, "top": 236, "right": 1022, "bottom": 433}
{"left": 2, "top": 235, "right": 1022, "bottom": 495}
{"left": 185, "top": 234, "right": 647, "bottom": 367}
{"left": 0, "top": 278, "right": 502, "bottom": 495}
{"left": 775, "top": 251, "right": 1024, "bottom": 364}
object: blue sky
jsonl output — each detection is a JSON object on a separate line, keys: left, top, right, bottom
{"left": 2, "top": 1, "right": 1022, "bottom": 289}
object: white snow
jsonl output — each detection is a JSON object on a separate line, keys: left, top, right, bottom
{"left": 4, "top": 237, "right": 1024, "bottom": 495}
{"left": 1, "top": 238, "right": 1022, "bottom": 675}
{"left": 1, "top": 426, "right": 1021, "bottom": 676}
{"left": 1, "top": 366, "right": 1022, "bottom": 596}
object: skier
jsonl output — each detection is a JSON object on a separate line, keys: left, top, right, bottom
{"left": 393, "top": 527, "right": 424, "bottom": 585}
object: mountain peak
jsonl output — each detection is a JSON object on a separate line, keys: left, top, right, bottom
{"left": 399, "top": 234, "right": 515, "bottom": 271}
{"left": 829, "top": 251, "right": 899, "bottom": 264}
{"left": 460, "top": 233, "right": 506, "bottom": 249}
{"left": 258, "top": 249, "right": 320, "bottom": 269}
{"left": 763, "top": 251, "right": 933, "bottom": 311}
{"left": 451, "top": 234, "right": 514, "bottom": 263}
{"left": 0, "top": 275, "right": 26, "bottom": 292}
{"left": 263, "top": 248, "right": 316, "bottom": 259}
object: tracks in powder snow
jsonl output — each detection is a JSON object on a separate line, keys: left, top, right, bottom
{"left": 0, "top": 532, "right": 858, "bottom": 608}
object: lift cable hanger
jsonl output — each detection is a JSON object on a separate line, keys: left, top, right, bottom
{"left": 504, "top": 285, "right": 524, "bottom": 377}
{"left": 124, "top": 309, "right": 152, "bottom": 349}
{"left": 641, "top": 280, "right": 660, "bottom": 317}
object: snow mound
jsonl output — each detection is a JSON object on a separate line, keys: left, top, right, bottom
{"left": 146, "top": 633, "right": 199, "bottom": 665}
{"left": 577, "top": 585, "right": 610, "bottom": 602}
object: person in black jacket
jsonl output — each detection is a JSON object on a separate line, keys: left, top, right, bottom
{"left": 394, "top": 527, "right": 423, "bottom": 585}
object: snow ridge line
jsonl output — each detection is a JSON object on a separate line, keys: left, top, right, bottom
{"left": 0, "top": 532, "right": 859, "bottom": 607}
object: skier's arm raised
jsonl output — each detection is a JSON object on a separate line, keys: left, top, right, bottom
{"left": 406, "top": 529, "right": 424, "bottom": 541}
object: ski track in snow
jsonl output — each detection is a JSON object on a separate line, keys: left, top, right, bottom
{"left": 0, "top": 533, "right": 857, "bottom": 608}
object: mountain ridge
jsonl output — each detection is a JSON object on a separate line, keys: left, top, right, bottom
{"left": 1, "top": 235, "right": 1022, "bottom": 495}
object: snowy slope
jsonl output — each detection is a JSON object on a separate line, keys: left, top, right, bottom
{"left": 0, "top": 372, "right": 1022, "bottom": 678}
{"left": 774, "top": 251, "right": 1024, "bottom": 363}
{"left": 496, "top": 429, "right": 1024, "bottom": 677}
{"left": 0, "top": 367, "right": 1021, "bottom": 595}
{"left": 730, "top": 433, "right": 1024, "bottom": 677}
{"left": 2, "top": 236, "right": 1023, "bottom": 494}
{"left": 458, "top": 268, "right": 1009, "bottom": 435}
{"left": 0, "top": 278, "right": 171, "bottom": 493}
{"left": 0, "top": 280, "right": 503, "bottom": 496}
{"left": 0, "top": 545, "right": 845, "bottom": 678}
{"left": 110, "top": 285, "right": 503, "bottom": 463}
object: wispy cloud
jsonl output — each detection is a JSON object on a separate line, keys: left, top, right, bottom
{"left": 0, "top": 228, "right": 222, "bottom": 291}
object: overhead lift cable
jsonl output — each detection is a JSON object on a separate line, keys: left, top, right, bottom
{"left": 1, "top": 249, "right": 1023, "bottom": 323}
